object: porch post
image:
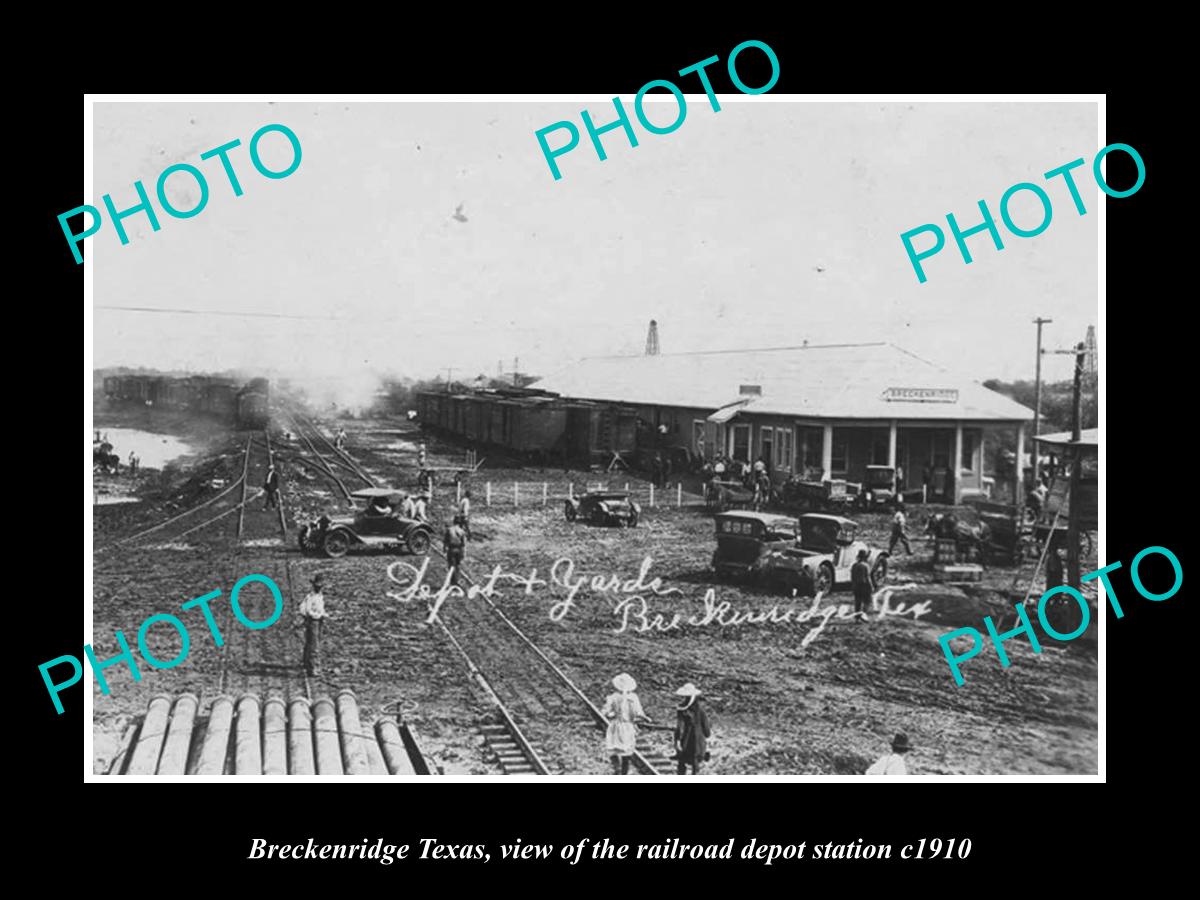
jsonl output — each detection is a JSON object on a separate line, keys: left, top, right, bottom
{"left": 821, "top": 424, "right": 833, "bottom": 481}
{"left": 887, "top": 420, "right": 898, "bottom": 467}
{"left": 953, "top": 423, "right": 964, "bottom": 505}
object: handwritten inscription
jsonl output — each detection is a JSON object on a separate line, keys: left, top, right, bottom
{"left": 385, "top": 555, "right": 932, "bottom": 649}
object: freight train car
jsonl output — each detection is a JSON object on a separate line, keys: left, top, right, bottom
{"left": 235, "top": 378, "right": 270, "bottom": 429}
{"left": 415, "top": 388, "right": 629, "bottom": 463}
{"left": 200, "top": 382, "right": 238, "bottom": 419}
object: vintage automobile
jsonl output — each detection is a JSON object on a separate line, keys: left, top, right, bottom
{"left": 856, "top": 465, "right": 898, "bottom": 510}
{"left": 712, "top": 512, "right": 888, "bottom": 596}
{"left": 711, "top": 511, "right": 814, "bottom": 594}
{"left": 564, "top": 490, "right": 641, "bottom": 527}
{"left": 790, "top": 514, "right": 889, "bottom": 594}
{"left": 780, "top": 476, "right": 852, "bottom": 512}
{"left": 705, "top": 478, "right": 756, "bottom": 512}
{"left": 298, "top": 488, "right": 433, "bottom": 558}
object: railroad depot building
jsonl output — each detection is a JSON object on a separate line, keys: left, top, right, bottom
{"left": 533, "top": 342, "right": 1033, "bottom": 505}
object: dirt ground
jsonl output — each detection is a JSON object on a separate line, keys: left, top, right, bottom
{"left": 90, "top": 405, "right": 1098, "bottom": 776}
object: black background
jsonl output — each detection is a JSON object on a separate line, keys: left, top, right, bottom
{"left": 29, "top": 23, "right": 1183, "bottom": 886}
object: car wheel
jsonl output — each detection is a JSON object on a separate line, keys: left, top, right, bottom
{"left": 629, "top": 510, "right": 640, "bottom": 528}
{"left": 564, "top": 501, "right": 577, "bottom": 522}
{"left": 816, "top": 563, "right": 835, "bottom": 596}
{"left": 322, "top": 530, "right": 351, "bottom": 558}
{"left": 870, "top": 555, "right": 889, "bottom": 589}
{"left": 297, "top": 526, "right": 312, "bottom": 552}
{"left": 407, "top": 529, "right": 431, "bottom": 555}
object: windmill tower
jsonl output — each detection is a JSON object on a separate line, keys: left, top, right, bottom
{"left": 645, "top": 319, "right": 660, "bottom": 356}
{"left": 1084, "top": 325, "right": 1098, "bottom": 392}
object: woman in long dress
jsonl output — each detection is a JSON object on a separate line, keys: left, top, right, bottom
{"left": 602, "top": 672, "right": 651, "bottom": 775}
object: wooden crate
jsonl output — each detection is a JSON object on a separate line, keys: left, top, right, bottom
{"left": 934, "top": 564, "right": 984, "bottom": 583}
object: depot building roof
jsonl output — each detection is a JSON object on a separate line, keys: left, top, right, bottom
{"left": 533, "top": 343, "right": 1032, "bottom": 423}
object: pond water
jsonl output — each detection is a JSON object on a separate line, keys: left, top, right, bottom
{"left": 94, "top": 428, "right": 196, "bottom": 469}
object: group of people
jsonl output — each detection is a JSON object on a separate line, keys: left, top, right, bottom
{"left": 648, "top": 453, "right": 674, "bottom": 488}
{"left": 601, "top": 673, "right": 712, "bottom": 775}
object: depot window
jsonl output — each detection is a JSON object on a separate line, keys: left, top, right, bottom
{"left": 961, "top": 431, "right": 977, "bottom": 471}
{"left": 831, "top": 436, "right": 848, "bottom": 475}
{"left": 775, "top": 427, "right": 792, "bottom": 470}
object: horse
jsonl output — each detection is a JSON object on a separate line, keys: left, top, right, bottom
{"left": 924, "top": 513, "right": 991, "bottom": 562}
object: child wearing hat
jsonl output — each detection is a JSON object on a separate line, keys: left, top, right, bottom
{"left": 601, "top": 673, "right": 652, "bottom": 775}
{"left": 866, "top": 733, "right": 912, "bottom": 775}
{"left": 673, "top": 683, "right": 712, "bottom": 775}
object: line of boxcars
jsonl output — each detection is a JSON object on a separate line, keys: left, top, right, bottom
{"left": 103, "top": 374, "right": 270, "bottom": 430}
{"left": 415, "top": 388, "right": 638, "bottom": 464}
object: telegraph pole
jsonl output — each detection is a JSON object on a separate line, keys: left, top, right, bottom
{"left": 1066, "top": 341, "right": 1086, "bottom": 587}
{"left": 1032, "top": 317, "right": 1052, "bottom": 484}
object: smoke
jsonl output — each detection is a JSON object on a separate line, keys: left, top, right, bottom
{"left": 281, "top": 368, "right": 389, "bottom": 417}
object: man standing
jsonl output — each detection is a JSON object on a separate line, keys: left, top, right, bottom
{"left": 413, "top": 490, "right": 430, "bottom": 523}
{"left": 401, "top": 492, "right": 417, "bottom": 520}
{"left": 866, "top": 733, "right": 912, "bottom": 776}
{"left": 889, "top": 499, "right": 912, "bottom": 555}
{"left": 298, "top": 575, "right": 328, "bottom": 678}
{"left": 443, "top": 515, "right": 468, "bottom": 587}
{"left": 458, "top": 489, "right": 472, "bottom": 539}
{"left": 651, "top": 453, "right": 664, "bottom": 488}
{"left": 264, "top": 464, "right": 281, "bottom": 510}
{"left": 334, "top": 427, "right": 347, "bottom": 451}
{"left": 850, "top": 549, "right": 873, "bottom": 621}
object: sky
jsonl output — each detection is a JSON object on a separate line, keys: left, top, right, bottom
{"left": 91, "top": 99, "right": 1098, "bottom": 397}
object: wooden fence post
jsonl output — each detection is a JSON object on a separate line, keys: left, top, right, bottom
{"left": 513, "top": 482, "right": 519, "bottom": 507}
{"left": 677, "top": 483, "right": 682, "bottom": 508}
{"left": 486, "top": 482, "right": 492, "bottom": 506}
{"left": 542, "top": 482, "right": 548, "bottom": 505}
{"left": 456, "top": 481, "right": 462, "bottom": 505}
{"left": 649, "top": 483, "right": 655, "bottom": 507}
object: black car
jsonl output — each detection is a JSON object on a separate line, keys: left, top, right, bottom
{"left": 298, "top": 488, "right": 433, "bottom": 558}
{"left": 564, "top": 490, "right": 641, "bottom": 527}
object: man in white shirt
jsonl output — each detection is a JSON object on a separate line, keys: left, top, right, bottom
{"left": 458, "top": 490, "right": 472, "bottom": 538}
{"left": 866, "top": 733, "right": 912, "bottom": 775}
{"left": 299, "top": 574, "right": 328, "bottom": 677}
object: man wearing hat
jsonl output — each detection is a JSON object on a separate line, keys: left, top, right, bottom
{"left": 889, "top": 498, "right": 912, "bottom": 555}
{"left": 264, "top": 463, "right": 281, "bottom": 510}
{"left": 601, "top": 673, "right": 651, "bottom": 775}
{"left": 673, "top": 683, "right": 712, "bottom": 775}
{"left": 443, "top": 515, "right": 468, "bottom": 587}
{"left": 298, "top": 574, "right": 328, "bottom": 678}
{"left": 850, "top": 549, "right": 873, "bottom": 621}
{"left": 866, "top": 733, "right": 912, "bottom": 776}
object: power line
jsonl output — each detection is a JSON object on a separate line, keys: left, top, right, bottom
{"left": 96, "top": 305, "right": 344, "bottom": 321}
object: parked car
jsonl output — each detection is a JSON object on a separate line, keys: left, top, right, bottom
{"left": 790, "top": 513, "right": 889, "bottom": 594}
{"left": 298, "top": 488, "right": 433, "bottom": 558}
{"left": 564, "top": 490, "right": 641, "bottom": 527}
{"left": 711, "top": 511, "right": 814, "bottom": 594}
{"left": 856, "top": 465, "right": 898, "bottom": 510}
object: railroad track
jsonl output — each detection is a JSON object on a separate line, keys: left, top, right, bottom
{"left": 218, "top": 425, "right": 308, "bottom": 703}
{"left": 296, "top": 414, "right": 670, "bottom": 775}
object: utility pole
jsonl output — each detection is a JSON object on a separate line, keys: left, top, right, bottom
{"left": 513, "top": 356, "right": 519, "bottom": 387}
{"left": 1066, "top": 341, "right": 1085, "bottom": 588}
{"left": 1032, "top": 317, "right": 1052, "bottom": 484}
{"left": 444, "top": 368, "right": 455, "bottom": 392}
